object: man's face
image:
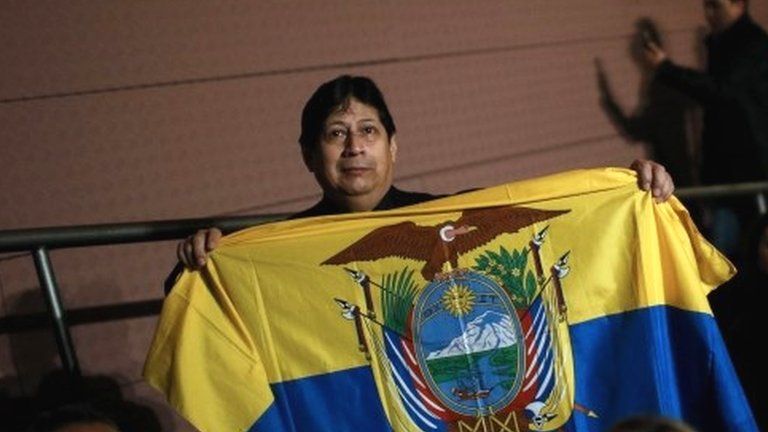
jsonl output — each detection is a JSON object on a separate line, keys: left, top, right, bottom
{"left": 703, "top": 0, "right": 745, "bottom": 33}
{"left": 303, "top": 98, "right": 397, "bottom": 206}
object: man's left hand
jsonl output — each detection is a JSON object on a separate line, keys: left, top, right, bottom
{"left": 630, "top": 159, "right": 675, "bottom": 202}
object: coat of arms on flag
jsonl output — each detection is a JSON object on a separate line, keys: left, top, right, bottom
{"left": 323, "top": 206, "right": 596, "bottom": 431}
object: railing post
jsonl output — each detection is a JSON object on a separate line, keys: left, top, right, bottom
{"left": 32, "top": 246, "right": 81, "bottom": 377}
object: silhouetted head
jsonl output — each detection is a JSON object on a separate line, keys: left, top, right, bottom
{"left": 703, "top": 0, "right": 747, "bottom": 34}
{"left": 27, "top": 405, "right": 120, "bottom": 432}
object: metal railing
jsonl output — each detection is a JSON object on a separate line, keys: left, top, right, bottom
{"left": 0, "top": 182, "right": 766, "bottom": 377}
{"left": 0, "top": 214, "right": 288, "bottom": 377}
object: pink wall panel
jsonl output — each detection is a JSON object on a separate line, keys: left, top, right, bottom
{"left": 0, "top": 78, "right": 320, "bottom": 228}
{"left": 2, "top": 2, "right": 766, "bottom": 430}
{"left": 0, "top": 2, "right": 713, "bottom": 102}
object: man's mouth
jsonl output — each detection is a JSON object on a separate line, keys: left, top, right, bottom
{"left": 341, "top": 166, "right": 372, "bottom": 175}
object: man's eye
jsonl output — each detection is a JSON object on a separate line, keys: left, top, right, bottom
{"left": 328, "top": 129, "right": 347, "bottom": 139}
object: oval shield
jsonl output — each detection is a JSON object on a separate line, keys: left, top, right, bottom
{"left": 411, "top": 271, "right": 525, "bottom": 417}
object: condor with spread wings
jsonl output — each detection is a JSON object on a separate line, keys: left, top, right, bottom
{"left": 323, "top": 205, "right": 569, "bottom": 280}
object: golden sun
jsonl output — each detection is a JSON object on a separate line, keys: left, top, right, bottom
{"left": 441, "top": 284, "right": 476, "bottom": 317}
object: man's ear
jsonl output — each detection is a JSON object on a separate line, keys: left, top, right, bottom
{"left": 301, "top": 146, "right": 315, "bottom": 172}
{"left": 389, "top": 135, "right": 398, "bottom": 163}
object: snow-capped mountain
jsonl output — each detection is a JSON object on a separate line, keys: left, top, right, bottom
{"left": 426, "top": 311, "right": 517, "bottom": 360}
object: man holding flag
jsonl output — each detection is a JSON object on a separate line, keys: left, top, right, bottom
{"left": 148, "top": 75, "right": 756, "bottom": 432}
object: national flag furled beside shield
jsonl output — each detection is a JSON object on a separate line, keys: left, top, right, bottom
{"left": 144, "top": 168, "right": 757, "bottom": 432}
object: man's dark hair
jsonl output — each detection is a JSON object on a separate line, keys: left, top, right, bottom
{"left": 299, "top": 75, "right": 396, "bottom": 150}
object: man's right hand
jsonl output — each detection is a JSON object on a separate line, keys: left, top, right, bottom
{"left": 177, "top": 228, "right": 222, "bottom": 269}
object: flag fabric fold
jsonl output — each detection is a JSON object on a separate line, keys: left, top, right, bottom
{"left": 144, "top": 168, "right": 756, "bottom": 432}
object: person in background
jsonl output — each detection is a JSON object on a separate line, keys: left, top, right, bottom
{"left": 643, "top": 0, "right": 768, "bottom": 257}
{"left": 708, "top": 213, "right": 768, "bottom": 430}
{"left": 597, "top": 18, "right": 699, "bottom": 188}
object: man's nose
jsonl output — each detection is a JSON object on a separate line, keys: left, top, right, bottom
{"left": 343, "top": 131, "right": 366, "bottom": 155}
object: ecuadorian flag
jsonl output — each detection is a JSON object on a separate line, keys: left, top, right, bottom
{"left": 144, "top": 168, "right": 757, "bottom": 432}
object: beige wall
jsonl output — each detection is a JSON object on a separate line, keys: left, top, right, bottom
{"left": 2, "top": 2, "right": 766, "bottom": 430}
